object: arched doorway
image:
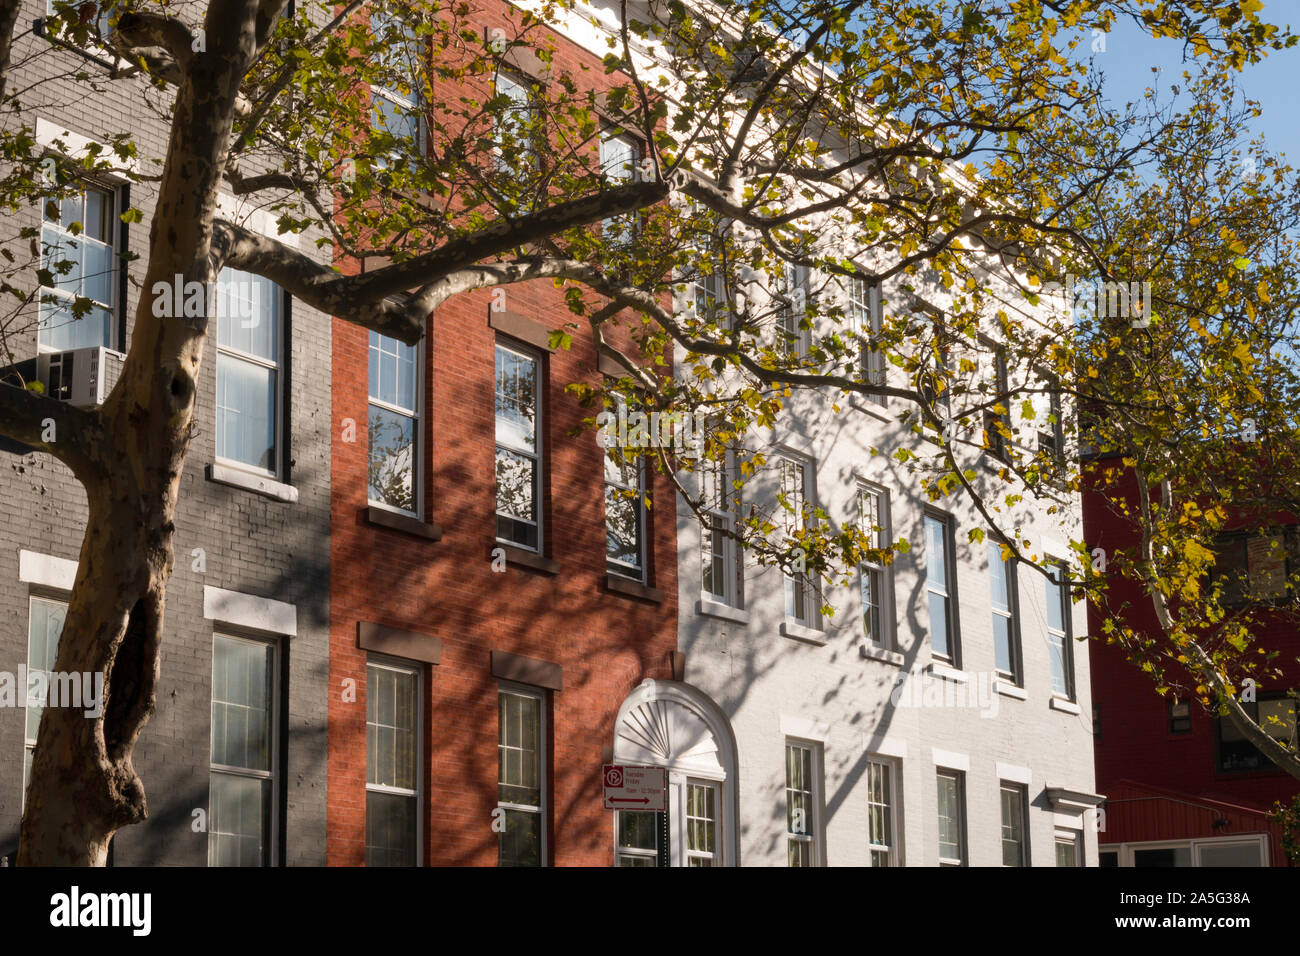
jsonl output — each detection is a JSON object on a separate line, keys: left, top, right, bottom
{"left": 612, "top": 679, "right": 738, "bottom": 866}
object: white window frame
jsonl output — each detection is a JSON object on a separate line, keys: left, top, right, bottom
{"left": 22, "top": 593, "right": 68, "bottom": 811}
{"left": 365, "top": 657, "right": 423, "bottom": 867}
{"left": 497, "top": 683, "right": 548, "bottom": 867}
{"left": 494, "top": 340, "right": 543, "bottom": 551}
{"left": 1104, "top": 834, "right": 1269, "bottom": 867}
{"left": 214, "top": 269, "right": 285, "bottom": 480}
{"left": 925, "top": 511, "right": 959, "bottom": 665}
{"left": 701, "top": 444, "right": 742, "bottom": 608}
{"left": 780, "top": 455, "right": 820, "bottom": 630}
{"left": 37, "top": 179, "right": 120, "bottom": 353}
{"left": 999, "top": 781, "right": 1029, "bottom": 866}
{"left": 848, "top": 273, "right": 886, "bottom": 404}
{"left": 493, "top": 71, "right": 537, "bottom": 176}
{"left": 857, "top": 483, "right": 894, "bottom": 649}
{"left": 1054, "top": 828, "right": 1083, "bottom": 867}
{"left": 683, "top": 778, "right": 722, "bottom": 866}
{"left": 866, "top": 756, "right": 899, "bottom": 866}
{"left": 989, "top": 538, "right": 1021, "bottom": 683}
{"left": 936, "top": 768, "right": 966, "bottom": 866}
{"left": 776, "top": 262, "right": 811, "bottom": 358}
{"left": 208, "top": 631, "right": 281, "bottom": 868}
{"left": 604, "top": 395, "right": 646, "bottom": 581}
{"left": 369, "top": 9, "right": 424, "bottom": 169}
{"left": 599, "top": 129, "right": 639, "bottom": 243}
{"left": 784, "top": 738, "right": 823, "bottom": 866}
{"left": 1047, "top": 559, "right": 1075, "bottom": 700}
{"left": 367, "top": 332, "right": 424, "bottom": 519}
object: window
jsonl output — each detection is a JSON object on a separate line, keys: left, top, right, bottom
{"left": 1210, "top": 531, "right": 1291, "bottom": 605}
{"left": 785, "top": 741, "right": 822, "bottom": 866}
{"left": 498, "top": 686, "right": 546, "bottom": 866}
{"left": 216, "top": 269, "right": 283, "bottom": 477}
{"left": 39, "top": 182, "right": 118, "bottom": 351}
{"left": 1169, "top": 698, "right": 1192, "bottom": 734}
{"left": 616, "top": 809, "right": 666, "bottom": 866}
{"left": 1037, "top": 377, "right": 1065, "bottom": 458}
{"left": 366, "top": 660, "right": 420, "bottom": 867}
{"left": 866, "top": 758, "right": 897, "bottom": 866}
{"left": 604, "top": 398, "right": 645, "bottom": 580}
{"left": 685, "top": 781, "right": 720, "bottom": 866}
{"left": 925, "top": 513, "right": 958, "bottom": 664}
{"left": 776, "top": 262, "right": 811, "bottom": 358}
{"left": 1055, "top": 830, "right": 1081, "bottom": 867}
{"left": 848, "top": 274, "right": 886, "bottom": 404}
{"left": 918, "top": 314, "right": 953, "bottom": 422}
{"left": 209, "top": 633, "right": 278, "bottom": 867}
{"left": 701, "top": 444, "right": 742, "bottom": 607}
{"left": 1046, "top": 560, "right": 1074, "bottom": 698}
{"left": 368, "top": 331, "right": 421, "bottom": 516}
{"left": 988, "top": 540, "right": 1021, "bottom": 682}
{"left": 369, "top": 10, "right": 424, "bottom": 170}
{"left": 493, "top": 72, "right": 538, "bottom": 179}
{"left": 495, "top": 342, "right": 542, "bottom": 550}
{"left": 983, "top": 345, "right": 1011, "bottom": 460}
{"left": 1215, "top": 696, "right": 1295, "bottom": 772}
{"left": 857, "top": 485, "right": 893, "bottom": 648}
{"left": 1117, "top": 837, "right": 1267, "bottom": 867}
{"left": 780, "top": 456, "right": 819, "bottom": 629}
{"left": 22, "top": 596, "right": 67, "bottom": 808}
{"left": 936, "top": 769, "right": 966, "bottom": 866}
{"left": 691, "top": 227, "right": 731, "bottom": 330}
{"left": 1000, "top": 783, "right": 1028, "bottom": 866}
{"left": 600, "top": 130, "right": 638, "bottom": 243}
{"left": 45, "top": 0, "right": 112, "bottom": 37}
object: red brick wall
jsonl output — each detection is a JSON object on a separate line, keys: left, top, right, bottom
{"left": 327, "top": 2, "right": 678, "bottom": 866}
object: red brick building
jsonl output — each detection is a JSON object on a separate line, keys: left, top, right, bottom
{"left": 326, "top": 3, "right": 678, "bottom": 866}
{"left": 1085, "top": 455, "right": 1299, "bottom": 866}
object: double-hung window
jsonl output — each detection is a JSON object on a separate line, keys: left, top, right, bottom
{"left": 493, "top": 72, "right": 537, "bottom": 181}
{"left": 866, "top": 758, "right": 897, "bottom": 866}
{"left": 209, "top": 633, "right": 278, "bottom": 867}
{"left": 848, "top": 274, "right": 885, "bottom": 404}
{"left": 692, "top": 228, "right": 731, "bottom": 330}
{"left": 495, "top": 341, "right": 542, "bottom": 550}
{"left": 498, "top": 686, "right": 547, "bottom": 866}
{"left": 600, "top": 130, "right": 638, "bottom": 244}
{"left": 925, "top": 512, "right": 958, "bottom": 664}
{"left": 604, "top": 398, "right": 645, "bottom": 580}
{"left": 39, "top": 182, "right": 118, "bottom": 351}
{"left": 1000, "top": 782, "right": 1029, "bottom": 866}
{"left": 781, "top": 456, "right": 818, "bottom": 628}
{"left": 785, "top": 740, "right": 822, "bottom": 866}
{"left": 22, "top": 596, "right": 67, "bottom": 808}
{"left": 1038, "top": 376, "right": 1065, "bottom": 458}
{"left": 216, "top": 269, "right": 283, "bottom": 477}
{"left": 1055, "top": 830, "right": 1082, "bottom": 867}
{"left": 984, "top": 345, "right": 1011, "bottom": 461}
{"left": 918, "top": 313, "right": 953, "bottom": 425}
{"left": 936, "top": 769, "right": 966, "bottom": 866}
{"left": 857, "top": 484, "right": 893, "bottom": 648}
{"left": 369, "top": 10, "right": 424, "bottom": 170}
{"left": 366, "top": 660, "right": 421, "bottom": 866}
{"left": 701, "top": 443, "right": 741, "bottom": 607}
{"left": 988, "top": 540, "right": 1021, "bottom": 683}
{"left": 1046, "top": 560, "right": 1074, "bottom": 699}
{"left": 368, "top": 331, "right": 421, "bottom": 516}
{"left": 776, "top": 262, "right": 810, "bottom": 358}
{"left": 685, "top": 781, "right": 721, "bottom": 866}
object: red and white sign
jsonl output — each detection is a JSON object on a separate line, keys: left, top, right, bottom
{"left": 602, "top": 764, "right": 666, "bottom": 811}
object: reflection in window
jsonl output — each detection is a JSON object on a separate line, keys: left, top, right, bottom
{"left": 368, "top": 331, "right": 419, "bottom": 515}
{"left": 216, "top": 269, "right": 281, "bottom": 475}
{"left": 498, "top": 688, "right": 545, "bottom": 866}
{"left": 604, "top": 397, "right": 645, "bottom": 580}
{"left": 495, "top": 343, "right": 541, "bottom": 550}
{"left": 39, "top": 183, "right": 117, "bottom": 350}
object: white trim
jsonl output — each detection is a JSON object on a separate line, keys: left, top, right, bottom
{"left": 780, "top": 714, "right": 830, "bottom": 743}
{"left": 18, "top": 549, "right": 77, "bottom": 591}
{"left": 35, "top": 117, "right": 139, "bottom": 176}
{"left": 931, "top": 748, "right": 970, "bottom": 772}
{"left": 996, "top": 762, "right": 1032, "bottom": 785}
{"left": 1053, "top": 812, "right": 1084, "bottom": 831}
{"left": 926, "top": 661, "right": 970, "bottom": 683}
{"left": 695, "top": 598, "right": 749, "bottom": 625}
{"left": 865, "top": 735, "right": 907, "bottom": 759}
{"left": 780, "top": 620, "right": 827, "bottom": 645}
{"left": 208, "top": 463, "right": 298, "bottom": 503}
{"left": 993, "top": 678, "right": 1028, "bottom": 700}
{"left": 203, "top": 585, "right": 297, "bottom": 636}
{"left": 1050, "top": 697, "right": 1082, "bottom": 715}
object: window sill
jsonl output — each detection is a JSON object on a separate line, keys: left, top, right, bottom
{"left": 696, "top": 598, "right": 750, "bottom": 625}
{"left": 860, "top": 643, "right": 904, "bottom": 666}
{"left": 493, "top": 542, "right": 559, "bottom": 575}
{"left": 207, "top": 463, "right": 298, "bottom": 503}
{"left": 366, "top": 505, "right": 443, "bottom": 540}
{"left": 926, "top": 661, "right": 969, "bottom": 683}
{"left": 1050, "top": 696, "right": 1081, "bottom": 715}
{"left": 780, "top": 620, "right": 826, "bottom": 645}
{"left": 605, "top": 573, "right": 663, "bottom": 602}
{"left": 993, "top": 678, "right": 1028, "bottom": 700}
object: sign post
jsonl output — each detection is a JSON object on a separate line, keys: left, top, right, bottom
{"left": 602, "top": 764, "right": 667, "bottom": 811}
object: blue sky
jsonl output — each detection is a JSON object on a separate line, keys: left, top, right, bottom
{"left": 1090, "top": 10, "right": 1300, "bottom": 166}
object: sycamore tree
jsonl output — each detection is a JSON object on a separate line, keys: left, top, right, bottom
{"left": 0, "top": 0, "right": 1289, "bottom": 864}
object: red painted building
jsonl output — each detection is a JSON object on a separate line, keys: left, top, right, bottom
{"left": 326, "top": 3, "right": 678, "bottom": 866}
{"left": 1085, "top": 454, "right": 1298, "bottom": 866}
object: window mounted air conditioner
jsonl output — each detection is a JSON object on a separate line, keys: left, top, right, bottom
{"left": 38, "top": 346, "right": 126, "bottom": 408}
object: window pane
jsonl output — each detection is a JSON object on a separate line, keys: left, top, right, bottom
{"left": 365, "top": 790, "right": 417, "bottom": 867}
{"left": 993, "top": 615, "right": 1014, "bottom": 674}
{"left": 368, "top": 404, "right": 416, "bottom": 513}
{"left": 367, "top": 665, "right": 417, "bottom": 791}
{"left": 928, "top": 592, "right": 950, "bottom": 659}
{"left": 210, "top": 636, "right": 272, "bottom": 772}
{"left": 25, "top": 599, "right": 67, "bottom": 742}
{"left": 937, "top": 772, "right": 962, "bottom": 862}
{"left": 208, "top": 770, "right": 270, "bottom": 867}
{"left": 1198, "top": 842, "right": 1263, "bottom": 866}
{"left": 1049, "top": 634, "right": 1068, "bottom": 695}
{"left": 498, "top": 808, "right": 541, "bottom": 866}
{"left": 495, "top": 346, "right": 537, "bottom": 451}
{"left": 495, "top": 447, "right": 537, "bottom": 522}
{"left": 1055, "top": 835, "right": 1079, "bottom": 867}
{"left": 925, "top": 516, "right": 947, "bottom": 587}
{"left": 216, "top": 269, "right": 279, "bottom": 360}
{"left": 216, "top": 354, "right": 276, "bottom": 471}
{"left": 1000, "top": 786, "right": 1024, "bottom": 866}
{"left": 368, "top": 332, "right": 417, "bottom": 412}
{"left": 1046, "top": 567, "right": 1066, "bottom": 633}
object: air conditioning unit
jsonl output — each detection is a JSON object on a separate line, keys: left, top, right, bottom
{"left": 38, "top": 346, "right": 125, "bottom": 408}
